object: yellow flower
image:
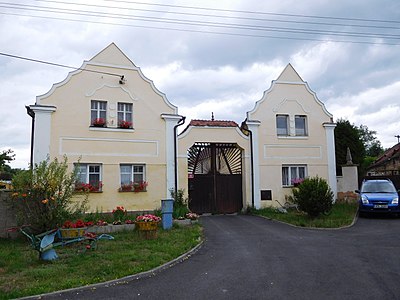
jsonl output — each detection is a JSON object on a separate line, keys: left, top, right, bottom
{"left": 42, "top": 199, "right": 49, "bottom": 204}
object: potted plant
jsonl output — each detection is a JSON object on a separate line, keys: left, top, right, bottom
{"left": 75, "top": 181, "right": 103, "bottom": 192}
{"left": 135, "top": 214, "right": 161, "bottom": 231}
{"left": 119, "top": 182, "right": 134, "bottom": 192}
{"left": 92, "top": 118, "right": 106, "bottom": 127}
{"left": 118, "top": 120, "right": 132, "bottom": 129}
{"left": 133, "top": 181, "right": 148, "bottom": 193}
{"left": 60, "top": 219, "right": 87, "bottom": 239}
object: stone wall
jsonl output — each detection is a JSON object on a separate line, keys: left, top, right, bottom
{"left": 0, "top": 190, "right": 17, "bottom": 238}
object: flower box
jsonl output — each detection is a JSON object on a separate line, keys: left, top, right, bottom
{"left": 135, "top": 221, "right": 159, "bottom": 231}
{"left": 60, "top": 227, "right": 87, "bottom": 239}
{"left": 92, "top": 118, "right": 106, "bottom": 127}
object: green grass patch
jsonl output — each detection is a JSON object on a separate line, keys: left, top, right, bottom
{"left": 250, "top": 202, "right": 358, "bottom": 228}
{"left": 0, "top": 225, "right": 202, "bottom": 300}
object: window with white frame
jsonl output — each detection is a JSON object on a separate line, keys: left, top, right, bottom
{"left": 117, "top": 103, "right": 133, "bottom": 128}
{"left": 120, "top": 164, "right": 147, "bottom": 192}
{"left": 91, "top": 100, "right": 107, "bottom": 126}
{"left": 75, "top": 164, "right": 102, "bottom": 191}
{"left": 295, "top": 115, "right": 308, "bottom": 136}
{"left": 276, "top": 115, "right": 289, "bottom": 136}
{"left": 282, "top": 165, "right": 307, "bottom": 186}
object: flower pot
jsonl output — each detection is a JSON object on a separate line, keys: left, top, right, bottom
{"left": 135, "top": 221, "right": 159, "bottom": 239}
{"left": 60, "top": 227, "right": 87, "bottom": 239}
{"left": 135, "top": 221, "right": 159, "bottom": 231}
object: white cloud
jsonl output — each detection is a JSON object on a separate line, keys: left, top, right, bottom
{"left": 1, "top": 0, "right": 400, "bottom": 168}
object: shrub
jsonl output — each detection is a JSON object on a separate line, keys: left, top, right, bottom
{"left": 11, "top": 157, "right": 88, "bottom": 233}
{"left": 169, "top": 188, "right": 190, "bottom": 219}
{"left": 292, "top": 176, "right": 334, "bottom": 218}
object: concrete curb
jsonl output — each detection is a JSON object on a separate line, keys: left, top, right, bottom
{"left": 252, "top": 208, "right": 359, "bottom": 231}
{"left": 19, "top": 239, "right": 204, "bottom": 300}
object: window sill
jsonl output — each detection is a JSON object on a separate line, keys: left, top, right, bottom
{"left": 277, "top": 136, "right": 308, "bottom": 139}
{"left": 118, "top": 190, "right": 147, "bottom": 193}
{"left": 90, "top": 127, "right": 135, "bottom": 133}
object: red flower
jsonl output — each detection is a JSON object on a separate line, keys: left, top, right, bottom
{"left": 118, "top": 120, "right": 132, "bottom": 129}
{"left": 92, "top": 118, "right": 106, "bottom": 127}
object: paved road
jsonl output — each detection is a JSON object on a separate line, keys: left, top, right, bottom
{"left": 40, "top": 215, "right": 400, "bottom": 300}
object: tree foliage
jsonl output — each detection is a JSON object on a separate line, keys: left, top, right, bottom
{"left": 0, "top": 149, "right": 15, "bottom": 171}
{"left": 334, "top": 119, "right": 365, "bottom": 175}
{"left": 11, "top": 156, "right": 88, "bottom": 233}
{"left": 335, "top": 119, "right": 384, "bottom": 176}
{"left": 357, "top": 124, "right": 384, "bottom": 157}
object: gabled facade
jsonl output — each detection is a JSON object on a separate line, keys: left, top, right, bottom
{"left": 28, "top": 44, "right": 337, "bottom": 213}
{"left": 245, "top": 64, "right": 336, "bottom": 208}
{"left": 28, "top": 43, "right": 182, "bottom": 212}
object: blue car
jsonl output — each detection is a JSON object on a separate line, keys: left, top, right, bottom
{"left": 356, "top": 179, "right": 400, "bottom": 216}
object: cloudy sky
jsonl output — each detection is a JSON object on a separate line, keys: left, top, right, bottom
{"left": 1, "top": 0, "right": 399, "bottom": 168}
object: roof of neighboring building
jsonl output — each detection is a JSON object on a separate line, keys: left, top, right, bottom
{"left": 368, "top": 143, "right": 400, "bottom": 170}
{"left": 179, "top": 119, "right": 239, "bottom": 136}
{"left": 188, "top": 119, "right": 239, "bottom": 128}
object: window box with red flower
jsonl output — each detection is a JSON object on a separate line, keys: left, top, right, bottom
{"left": 91, "top": 118, "right": 106, "bottom": 127}
{"left": 75, "top": 181, "right": 103, "bottom": 193}
{"left": 118, "top": 181, "right": 148, "bottom": 192}
{"left": 118, "top": 120, "right": 133, "bottom": 129}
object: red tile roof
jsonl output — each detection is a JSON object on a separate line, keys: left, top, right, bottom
{"left": 368, "top": 143, "right": 400, "bottom": 169}
{"left": 188, "top": 119, "right": 239, "bottom": 128}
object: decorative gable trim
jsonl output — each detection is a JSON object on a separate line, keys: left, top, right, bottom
{"left": 85, "top": 84, "right": 139, "bottom": 101}
{"left": 36, "top": 43, "right": 178, "bottom": 114}
{"left": 247, "top": 75, "right": 333, "bottom": 119}
{"left": 272, "top": 99, "right": 310, "bottom": 113}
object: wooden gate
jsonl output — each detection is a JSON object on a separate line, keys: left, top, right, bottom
{"left": 188, "top": 143, "right": 243, "bottom": 214}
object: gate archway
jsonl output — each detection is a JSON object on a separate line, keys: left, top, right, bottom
{"left": 188, "top": 142, "right": 243, "bottom": 214}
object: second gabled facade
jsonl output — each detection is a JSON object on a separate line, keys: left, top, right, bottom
{"left": 244, "top": 64, "right": 336, "bottom": 208}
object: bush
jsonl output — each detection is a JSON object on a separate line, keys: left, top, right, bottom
{"left": 11, "top": 157, "right": 88, "bottom": 233}
{"left": 292, "top": 176, "right": 334, "bottom": 218}
{"left": 169, "top": 188, "right": 190, "bottom": 219}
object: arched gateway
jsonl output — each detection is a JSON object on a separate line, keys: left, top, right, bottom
{"left": 178, "top": 120, "right": 251, "bottom": 214}
{"left": 188, "top": 142, "right": 242, "bottom": 214}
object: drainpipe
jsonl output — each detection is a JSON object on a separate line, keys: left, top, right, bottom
{"left": 241, "top": 120, "right": 255, "bottom": 208}
{"left": 26, "top": 106, "right": 35, "bottom": 171}
{"left": 174, "top": 116, "right": 186, "bottom": 194}
{"left": 248, "top": 128, "right": 255, "bottom": 208}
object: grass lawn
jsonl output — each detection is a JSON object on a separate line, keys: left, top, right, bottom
{"left": 250, "top": 202, "right": 358, "bottom": 228}
{"left": 0, "top": 224, "right": 202, "bottom": 300}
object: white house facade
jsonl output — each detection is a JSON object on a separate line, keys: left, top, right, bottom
{"left": 28, "top": 44, "right": 336, "bottom": 213}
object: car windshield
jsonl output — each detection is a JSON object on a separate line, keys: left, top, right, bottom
{"left": 361, "top": 181, "right": 397, "bottom": 193}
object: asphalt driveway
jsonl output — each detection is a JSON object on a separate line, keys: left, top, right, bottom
{"left": 37, "top": 215, "right": 400, "bottom": 300}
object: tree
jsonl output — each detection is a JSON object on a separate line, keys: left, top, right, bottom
{"left": 357, "top": 124, "right": 384, "bottom": 157}
{"left": 0, "top": 149, "right": 15, "bottom": 171}
{"left": 334, "top": 119, "right": 365, "bottom": 175}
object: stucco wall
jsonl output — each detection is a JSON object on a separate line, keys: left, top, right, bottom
{"left": 32, "top": 44, "right": 178, "bottom": 212}
{"left": 247, "top": 65, "right": 335, "bottom": 207}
